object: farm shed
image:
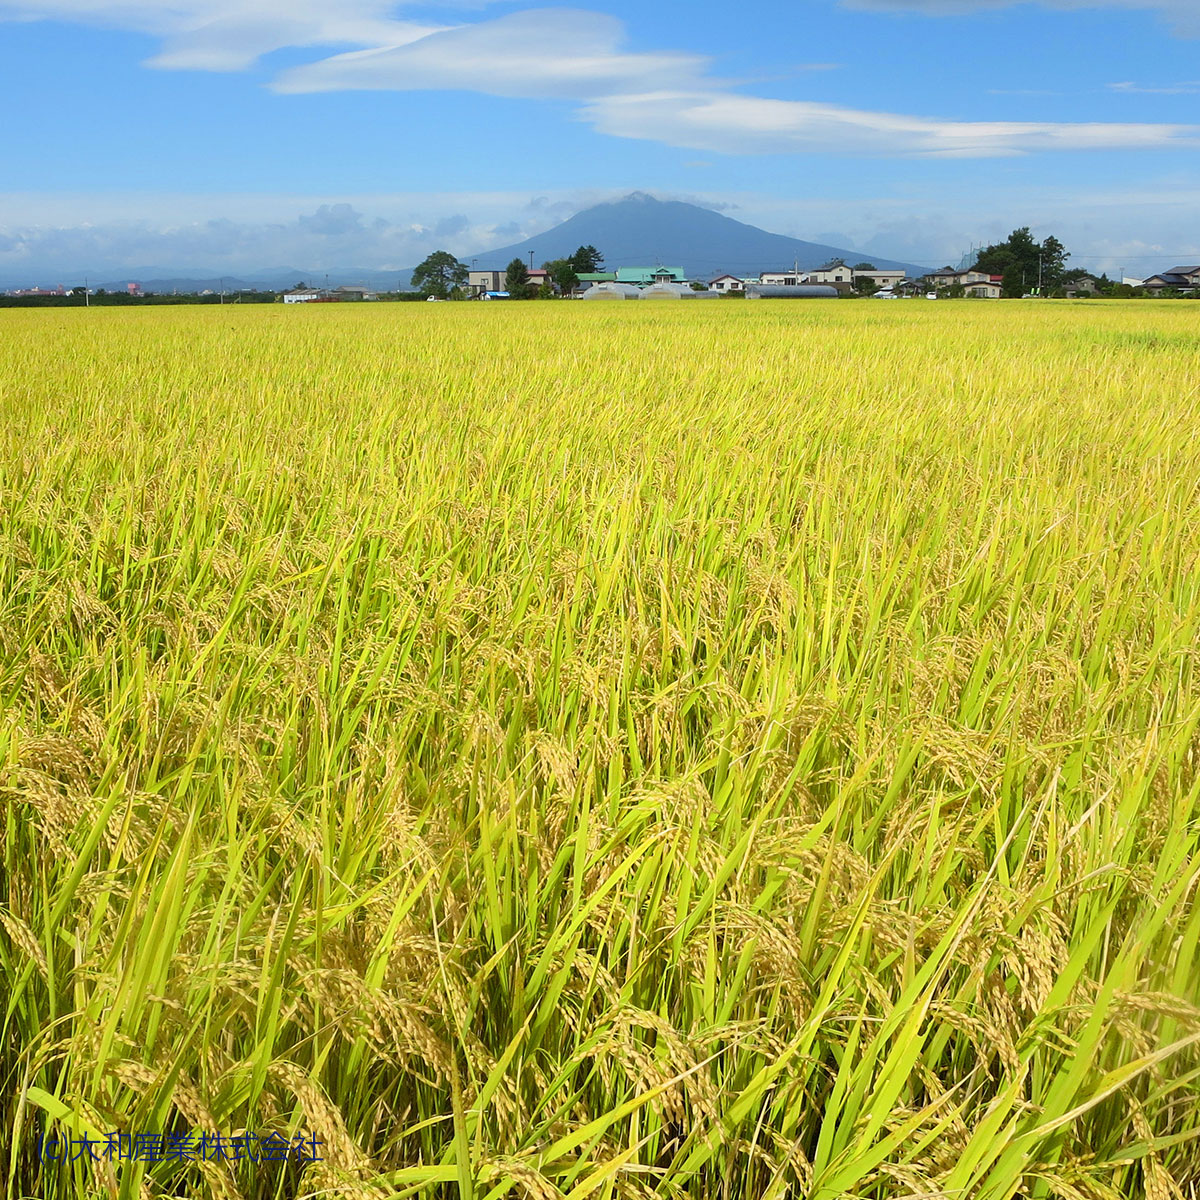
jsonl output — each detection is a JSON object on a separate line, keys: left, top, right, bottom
{"left": 746, "top": 285, "right": 839, "bottom": 299}
{"left": 581, "top": 282, "right": 642, "bottom": 300}
{"left": 639, "top": 282, "right": 719, "bottom": 299}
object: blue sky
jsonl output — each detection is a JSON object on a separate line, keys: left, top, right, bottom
{"left": 2, "top": 0, "right": 1199, "bottom": 281}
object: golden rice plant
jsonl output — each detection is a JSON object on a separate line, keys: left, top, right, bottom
{"left": 0, "top": 299, "right": 1198, "bottom": 1200}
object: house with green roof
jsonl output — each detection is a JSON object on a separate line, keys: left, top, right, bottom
{"left": 615, "top": 266, "right": 688, "bottom": 286}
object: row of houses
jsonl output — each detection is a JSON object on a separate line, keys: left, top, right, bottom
{"left": 461, "top": 264, "right": 913, "bottom": 299}
{"left": 285, "top": 262, "right": 1199, "bottom": 304}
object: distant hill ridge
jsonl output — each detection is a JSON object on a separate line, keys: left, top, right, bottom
{"left": 471, "top": 192, "right": 931, "bottom": 279}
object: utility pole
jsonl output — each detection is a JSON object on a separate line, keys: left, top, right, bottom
{"left": 84, "top": 276, "right": 89, "bottom": 307}
{"left": 1038, "top": 252, "right": 1043, "bottom": 296}
{"left": 528, "top": 250, "right": 534, "bottom": 271}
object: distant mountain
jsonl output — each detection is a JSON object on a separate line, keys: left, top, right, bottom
{"left": 470, "top": 192, "right": 931, "bottom": 279}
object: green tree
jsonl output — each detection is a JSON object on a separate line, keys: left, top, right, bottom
{"left": 1040, "top": 236, "right": 1068, "bottom": 291}
{"left": 505, "top": 258, "right": 532, "bottom": 298}
{"left": 411, "top": 251, "right": 468, "bottom": 299}
{"left": 974, "top": 227, "right": 1070, "bottom": 297}
{"left": 569, "top": 245, "right": 603, "bottom": 273}
{"left": 543, "top": 258, "right": 579, "bottom": 294}
{"left": 852, "top": 262, "right": 876, "bottom": 270}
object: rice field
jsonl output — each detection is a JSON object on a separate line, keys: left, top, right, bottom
{"left": 1, "top": 299, "right": 1198, "bottom": 1200}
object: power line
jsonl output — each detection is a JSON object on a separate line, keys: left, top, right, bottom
{"left": 1063, "top": 252, "right": 1200, "bottom": 261}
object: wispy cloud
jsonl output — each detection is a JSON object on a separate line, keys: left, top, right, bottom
{"left": 1108, "top": 79, "right": 1200, "bottom": 94}
{"left": 582, "top": 91, "right": 1197, "bottom": 157}
{"left": 271, "top": 8, "right": 1199, "bottom": 157}
{"left": 2, "top": 1, "right": 1198, "bottom": 156}
{"left": 840, "top": 0, "right": 1200, "bottom": 37}
{"left": 272, "top": 10, "right": 707, "bottom": 99}
{"left": 0, "top": 0, "right": 443, "bottom": 70}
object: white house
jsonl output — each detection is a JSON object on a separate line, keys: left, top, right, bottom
{"left": 803, "top": 265, "right": 854, "bottom": 286}
{"left": 853, "top": 269, "right": 906, "bottom": 290}
{"left": 925, "top": 269, "right": 1002, "bottom": 295}
{"left": 964, "top": 279, "right": 1003, "bottom": 298}
{"left": 709, "top": 274, "right": 744, "bottom": 292}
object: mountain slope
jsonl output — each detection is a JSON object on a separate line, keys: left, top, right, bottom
{"left": 471, "top": 193, "right": 930, "bottom": 278}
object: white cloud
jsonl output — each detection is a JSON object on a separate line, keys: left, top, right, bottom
{"left": 272, "top": 9, "right": 707, "bottom": 98}
{"left": 840, "top": 0, "right": 1200, "bottom": 37}
{"left": 582, "top": 91, "right": 1198, "bottom": 157}
{"left": 271, "top": 7, "right": 1200, "bottom": 157}
{"left": 1108, "top": 79, "right": 1200, "bottom": 94}
{"left": 2, "top": 1, "right": 1197, "bottom": 156}
{"left": 0, "top": 0, "right": 441, "bottom": 69}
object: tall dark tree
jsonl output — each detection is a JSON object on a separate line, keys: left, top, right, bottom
{"left": 569, "top": 245, "right": 604, "bottom": 273}
{"left": 505, "top": 258, "right": 532, "bottom": 298}
{"left": 1040, "top": 236, "right": 1068, "bottom": 291}
{"left": 974, "top": 227, "right": 1070, "bottom": 297}
{"left": 411, "top": 251, "right": 468, "bottom": 299}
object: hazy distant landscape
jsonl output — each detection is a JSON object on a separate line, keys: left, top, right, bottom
{"left": 0, "top": 195, "right": 934, "bottom": 295}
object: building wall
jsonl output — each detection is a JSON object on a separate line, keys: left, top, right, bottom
{"left": 854, "top": 270, "right": 905, "bottom": 288}
{"left": 804, "top": 268, "right": 852, "bottom": 285}
{"left": 469, "top": 270, "right": 505, "bottom": 295}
